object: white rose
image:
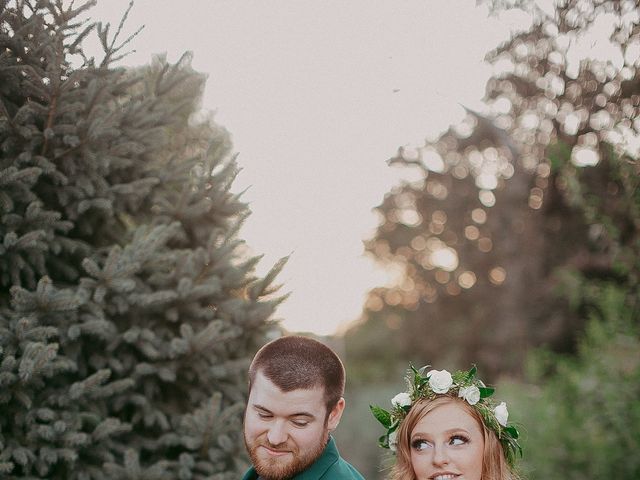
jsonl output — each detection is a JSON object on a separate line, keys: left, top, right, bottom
{"left": 427, "top": 369, "right": 453, "bottom": 394}
{"left": 388, "top": 430, "right": 398, "bottom": 451}
{"left": 391, "top": 392, "right": 412, "bottom": 408}
{"left": 494, "top": 402, "right": 509, "bottom": 426}
{"left": 458, "top": 385, "right": 481, "bottom": 405}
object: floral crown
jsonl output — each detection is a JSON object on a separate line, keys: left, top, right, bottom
{"left": 370, "top": 365, "right": 522, "bottom": 467}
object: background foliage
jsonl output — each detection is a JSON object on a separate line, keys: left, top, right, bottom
{"left": 339, "top": 1, "right": 640, "bottom": 478}
{"left": 513, "top": 284, "right": 640, "bottom": 479}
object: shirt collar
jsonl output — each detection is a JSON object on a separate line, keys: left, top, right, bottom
{"left": 293, "top": 436, "right": 339, "bottom": 480}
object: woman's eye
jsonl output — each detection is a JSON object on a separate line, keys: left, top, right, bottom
{"left": 411, "top": 439, "right": 432, "bottom": 451}
{"left": 450, "top": 435, "right": 469, "bottom": 446}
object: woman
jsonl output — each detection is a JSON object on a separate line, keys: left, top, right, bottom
{"left": 371, "top": 365, "right": 521, "bottom": 480}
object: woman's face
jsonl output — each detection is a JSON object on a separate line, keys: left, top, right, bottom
{"left": 409, "top": 401, "right": 484, "bottom": 480}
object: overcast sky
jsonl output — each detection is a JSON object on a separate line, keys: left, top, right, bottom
{"left": 85, "top": 0, "right": 530, "bottom": 335}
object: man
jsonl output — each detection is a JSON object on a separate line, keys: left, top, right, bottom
{"left": 242, "top": 335, "right": 365, "bottom": 480}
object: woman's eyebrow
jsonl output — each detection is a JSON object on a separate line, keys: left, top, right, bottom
{"left": 443, "top": 428, "right": 471, "bottom": 435}
{"left": 410, "top": 428, "right": 471, "bottom": 438}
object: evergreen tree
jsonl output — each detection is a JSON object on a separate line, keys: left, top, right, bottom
{"left": 0, "top": 1, "right": 286, "bottom": 478}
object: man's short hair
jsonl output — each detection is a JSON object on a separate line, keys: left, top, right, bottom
{"left": 248, "top": 335, "right": 345, "bottom": 412}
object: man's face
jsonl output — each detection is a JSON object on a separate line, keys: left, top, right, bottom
{"left": 243, "top": 371, "right": 344, "bottom": 480}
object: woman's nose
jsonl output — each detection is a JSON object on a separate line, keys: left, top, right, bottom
{"left": 432, "top": 445, "right": 450, "bottom": 467}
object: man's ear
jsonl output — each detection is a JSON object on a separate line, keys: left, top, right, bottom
{"left": 327, "top": 397, "right": 345, "bottom": 431}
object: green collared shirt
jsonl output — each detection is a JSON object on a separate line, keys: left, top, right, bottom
{"left": 241, "top": 437, "right": 365, "bottom": 480}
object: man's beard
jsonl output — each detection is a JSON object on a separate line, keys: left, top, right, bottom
{"left": 244, "top": 430, "right": 329, "bottom": 480}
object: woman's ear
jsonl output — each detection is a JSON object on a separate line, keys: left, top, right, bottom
{"left": 327, "top": 397, "right": 345, "bottom": 431}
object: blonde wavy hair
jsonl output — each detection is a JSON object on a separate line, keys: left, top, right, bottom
{"left": 389, "top": 397, "right": 520, "bottom": 480}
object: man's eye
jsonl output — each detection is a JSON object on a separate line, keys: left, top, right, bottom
{"left": 291, "top": 420, "right": 309, "bottom": 427}
{"left": 257, "top": 412, "right": 272, "bottom": 419}
{"left": 450, "top": 435, "right": 469, "bottom": 446}
{"left": 411, "top": 439, "right": 432, "bottom": 451}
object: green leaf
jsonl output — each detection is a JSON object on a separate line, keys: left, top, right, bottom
{"left": 479, "top": 386, "right": 495, "bottom": 398}
{"left": 467, "top": 365, "right": 477, "bottom": 380}
{"left": 411, "top": 365, "right": 423, "bottom": 388}
{"left": 370, "top": 405, "right": 392, "bottom": 428}
{"left": 506, "top": 436, "right": 523, "bottom": 459}
{"left": 504, "top": 425, "right": 519, "bottom": 439}
{"left": 415, "top": 365, "right": 431, "bottom": 388}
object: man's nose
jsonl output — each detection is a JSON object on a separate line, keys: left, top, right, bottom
{"left": 266, "top": 421, "right": 288, "bottom": 446}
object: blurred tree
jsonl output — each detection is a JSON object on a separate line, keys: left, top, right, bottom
{"left": 345, "top": 0, "right": 640, "bottom": 377}
{"left": 0, "top": 1, "right": 285, "bottom": 478}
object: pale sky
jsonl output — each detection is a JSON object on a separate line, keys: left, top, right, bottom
{"left": 85, "top": 0, "right": 528, "bottom": 335}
